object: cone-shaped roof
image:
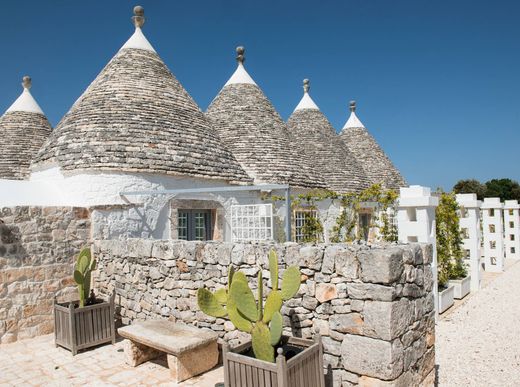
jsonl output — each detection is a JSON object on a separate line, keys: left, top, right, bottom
{"left": 287, "top": 80, "right": 369, "bottom": 193}
{"left": 34, "top": 6, "right": 250, "bottom": 184}
{"left": 206, "top": 48, "right": 325, "bottom": 189}
{"left": 340, "top": 101, "right": 406, "bottom": 190}
{"left": 0, "top": 76, "right": 52, "bottom": 180}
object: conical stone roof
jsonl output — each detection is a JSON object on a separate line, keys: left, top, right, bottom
{"left": 34, "top": 7, "right": 250, "bottom": 184}
{"left": 0, "top": 76, "right": 52, "bottom": 180}
{"left": 340, "top": 101, "right": 406, "bottom": 190}
{"left": 287, "top": 80, "right": 369, "bottom": 193}
{"left": 206, "top": 47, "right": 325, "bottom": 189}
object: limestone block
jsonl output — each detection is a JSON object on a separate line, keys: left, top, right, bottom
{"left": 334, "top": 247, "right": 359, "bottom": 280}
{"left": 167, "top": 340, "right": 218, "bottom": 383}
{"left": 330, "top": 313, "right": 366, "bottom": 335}
{"left": 315, "top": 283, "right": 338, "bottom": 303}
{"left": 359, "top": 248, "right": 404, "bottom": 284}
{"left": 347, "top": 283, "right": 397, "bottom": 301}
{"left": 123, "top": 339, "right": 163, "bottom": 367}
{"left": 341, "top": 335, "right": 404, "bottom": 380}
{"left": 363, "top": 299, "right": 414, "bottom": 341}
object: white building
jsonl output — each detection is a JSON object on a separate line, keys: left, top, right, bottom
{"left": 456, "top": 194, "right": 481, "bottom": 291}
{"left": 503, "top": 200, "right": 520, "bottom": 260}
{"left": 481, "top": 198, "right": 504, "bottom": 272}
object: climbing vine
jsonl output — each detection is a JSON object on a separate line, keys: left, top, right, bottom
{"left": 262, "top": 184, "right": 399, "bottom": 243}
{"left": 436, "top": 191, "right": 466, "bottom": 287}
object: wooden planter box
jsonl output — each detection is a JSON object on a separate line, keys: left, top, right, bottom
{"left": 448, "top": 275, "right": 471, "bottom": 299}
{"left": 54, "top": 293, "right": 115, "bottom": 355}
{"left": 438, "top": 284, "right": 455, "bottom": 314}
{"left": 222, "top": 335, "right": 325, "bottom": 387}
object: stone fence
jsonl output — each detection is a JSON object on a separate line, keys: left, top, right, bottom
{"left": 94, "top": 240, "right": 435, "bottom": 386}
{"left": 0, "top": 206, "right": 91, "bottom": 344}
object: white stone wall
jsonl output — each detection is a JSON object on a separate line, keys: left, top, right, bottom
{"left": 456, "top": 194, "right": 481, "bottom": 292}
{"left": 481, "top": 198, "right": 504, "bottom": 272}
{"left": 503, "top": 200, "right": 520, "bottom": 260}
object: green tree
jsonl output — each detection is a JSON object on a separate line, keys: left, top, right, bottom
{"left": 484, "top": 178, "right": 520, "bottom": 201}
{"left": 452, "top": 179, "right": 486, "bottom": 200}
{"left": 436, "top": 191, "right": 466, "bottom": 287}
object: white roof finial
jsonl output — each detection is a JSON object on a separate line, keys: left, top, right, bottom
{"left": 120, "top": 5, "right": 156, "bottom": 53}
{"left": 303, "top": 79, "right": 310, "bottom": 93}
{"left": 293, "top": 78, "right": 319, "bottom": 111}
{"left": 22, "top": 76, "right": 32, "bottom": 90}
{"left": 342, "top": 100, "right": 365, "bottom": 129}
{"left": 5, "top": 75, "right": 44, "bottom": 114}
{"left": 132, "top": 6, "right": 145, "bottom": 28}
{"left": 224, "top": 46, "right": 256, "bottom": 86}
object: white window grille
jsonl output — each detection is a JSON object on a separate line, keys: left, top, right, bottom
{"left": 294, "top": 210, "right": 318, "bottom": 242}
{"left": 231, "top": 204, "right": 273, "bottom": 242}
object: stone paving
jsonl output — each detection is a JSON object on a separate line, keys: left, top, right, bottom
{"left": 437, "top": 259, "right": 520, "bottom": 386}
{"left": 0, "top": 334, "right": 224, "bottom": 386}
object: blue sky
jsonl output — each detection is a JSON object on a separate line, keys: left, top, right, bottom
{"left": 1, "top": 1, "right": 519, "bottom": 190}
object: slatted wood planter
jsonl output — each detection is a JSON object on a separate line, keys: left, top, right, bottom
{"left": 222, "top": 335, "right": 325, "bottom": 387}
{"left": 54, "top": 293, "right": 115, "bottom": 355}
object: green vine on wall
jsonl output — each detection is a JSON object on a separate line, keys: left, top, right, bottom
{"left": 261, "top": 184, "right": 399, "bottom": 243}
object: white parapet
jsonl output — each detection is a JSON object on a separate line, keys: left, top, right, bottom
{"left": 456, "top": 193, "right": 482, "bottom": 292}
{"left": 481, "top": 198, "right": 504, "bottom": 272}
{"left": 397, "top": 185, "right": 439, "bottom": 313}
{"left": 503, "top": 200, "right": 520, "bottom": 260}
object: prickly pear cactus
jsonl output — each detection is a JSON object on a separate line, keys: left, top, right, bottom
{"left": 73, "top": 247, "right": 96, "bottom": 308}
{"left": 197, "top": 249, "right": 301, "bottom": 363}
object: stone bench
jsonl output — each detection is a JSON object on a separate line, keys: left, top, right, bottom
{"left": 118, "top": 320, "right": 218, "bottom": 383}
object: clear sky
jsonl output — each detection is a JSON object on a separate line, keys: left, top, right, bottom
{"left": 1, "top": 1, "right": 519, "bottom": 190}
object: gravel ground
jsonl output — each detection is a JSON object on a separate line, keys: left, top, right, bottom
{"left": 437, "top": 260, "right": 520, "bottom": 386}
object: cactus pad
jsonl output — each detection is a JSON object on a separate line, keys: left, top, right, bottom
{"left": 197, "top": 288, "right": 227, "bottom": 317}
{"left": 227, "top": 296, "right": 253, "bottom": 332}
{"left": 230, "top": 278, "right": 258, "bottom": 321}
{"left": 214, "top": 288, "right": 228, "bottom": 304}
{"left": 281, "top": 266, "right": 301, "bottom": 300}
{"left": 262, "top": 290, "right": 282, "bottom": 324}
{"left": 269, "top": 311, "right": 283, "bottom": 346}
{"left": 268, "top": 249, "right": 279, "bottom": 290}
{"left": 252, "top": 321, "right": 275, "bottom": 363}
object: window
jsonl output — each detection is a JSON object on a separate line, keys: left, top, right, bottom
{"left": 510, "top": 221, "right": 515, "bottom": 229}
{"left": 177, "top": 210, "right": 212, "bottom": 241}
{"left": 511, "top": 234, "right": 515, "bottom": 241}
{"left": 489, "top": 224, "right": 495, "bottom": 233}
{"left": 490, "top": 241, "right": 496, "bottom": 249}
{"left": 489, "top": 209, "right": 495, "bottom": 217}
{"left": 511, "top": 247, "right": 516, "bottom": 254}
{"left": 359, "top": 213, "right": 372, "bottom": 241}
{"left": 406, "top": 208, "right": 417, "bottom": 222}
{"left": 461, "top": 228, "right": 469, "bottom": 239}
{"left": 464, "top": 249, "right": 471, "bottom": 259}
{"left": 490, "top": 257, "right": 497, "bottom": 265}
{"left": 231, "top": 204, "right": 273, "bottom": 242}
{"left": 509, "top": 209, "right": 514, "bottom": 216}
{"left": 294, "top": 210, "right": 319, "bottom": 242}
{"left": 459, "top": 207, "right": 468, "bottom": 218}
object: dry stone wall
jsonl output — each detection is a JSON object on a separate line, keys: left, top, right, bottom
{"left": 94, "top": 240, "right": 435, "bottom": 386}
{"left": 0, "top": 206, "right": 91, "bottom": 343}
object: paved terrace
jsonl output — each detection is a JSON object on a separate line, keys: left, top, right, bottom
{"left": 437, "top": 259, "right": 520, "bottom": 386}
{"left": 0, "top": 335, "right": 223, "bottom": 386}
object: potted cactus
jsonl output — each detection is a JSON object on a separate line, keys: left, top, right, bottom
{"left": 197, "top": 250, "right": 325, "bottom": 387}
{"left": 54, "top": 247, "right": 115, "bottom": 355}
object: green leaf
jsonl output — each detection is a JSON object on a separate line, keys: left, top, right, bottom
{"left": 232, "top": 271, "right": 247, "bottom": 285}
{"left": 268, "top": 249, "right": 279, "bottom": 290}
{"left": 262, "top": 290, "right": 282, "bottom": 323}
{"left": 197, "top": 288, "right": 227, "bottom": 318}
{"left": 73, "top": 270, "right": 84, "bottom": 285}
{"left": 228, "top": 266, "right": 235, "bottom": 286}
{"left": 257, "top": 271, "right": 263, "bottom": 321}
{"left": 269, "top": 311, "right": 283, "bottom": 346}
{"left": 227, "top": 296, "right": 253, "bottom": 333}
{"left": 281, "top": 266, "right": 301, "bottom": 300}
{"left": 76, "top": 248, "right": 91, "bottom": 273}
{"left": 90, "top": 258, "right": 97, "bottom": 271}
{"left": 252, "top": 322, "right": 275, "bottom": 363}
{"left": 230, "top": 278, "right": 258, "bottom": 321}
{"left": 214, "top": 288, "right": 228, "bottom": 304}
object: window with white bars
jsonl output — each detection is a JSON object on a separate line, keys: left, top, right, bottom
{"left": 231, "top": 204, "right": 273, "bottom": 242}
{"left": 294, "top": 210, "right": 318, "bottom": 242}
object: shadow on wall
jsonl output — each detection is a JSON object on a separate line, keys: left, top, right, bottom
{"left": 0, "top": 221, "right": 28, "bottom": 264}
